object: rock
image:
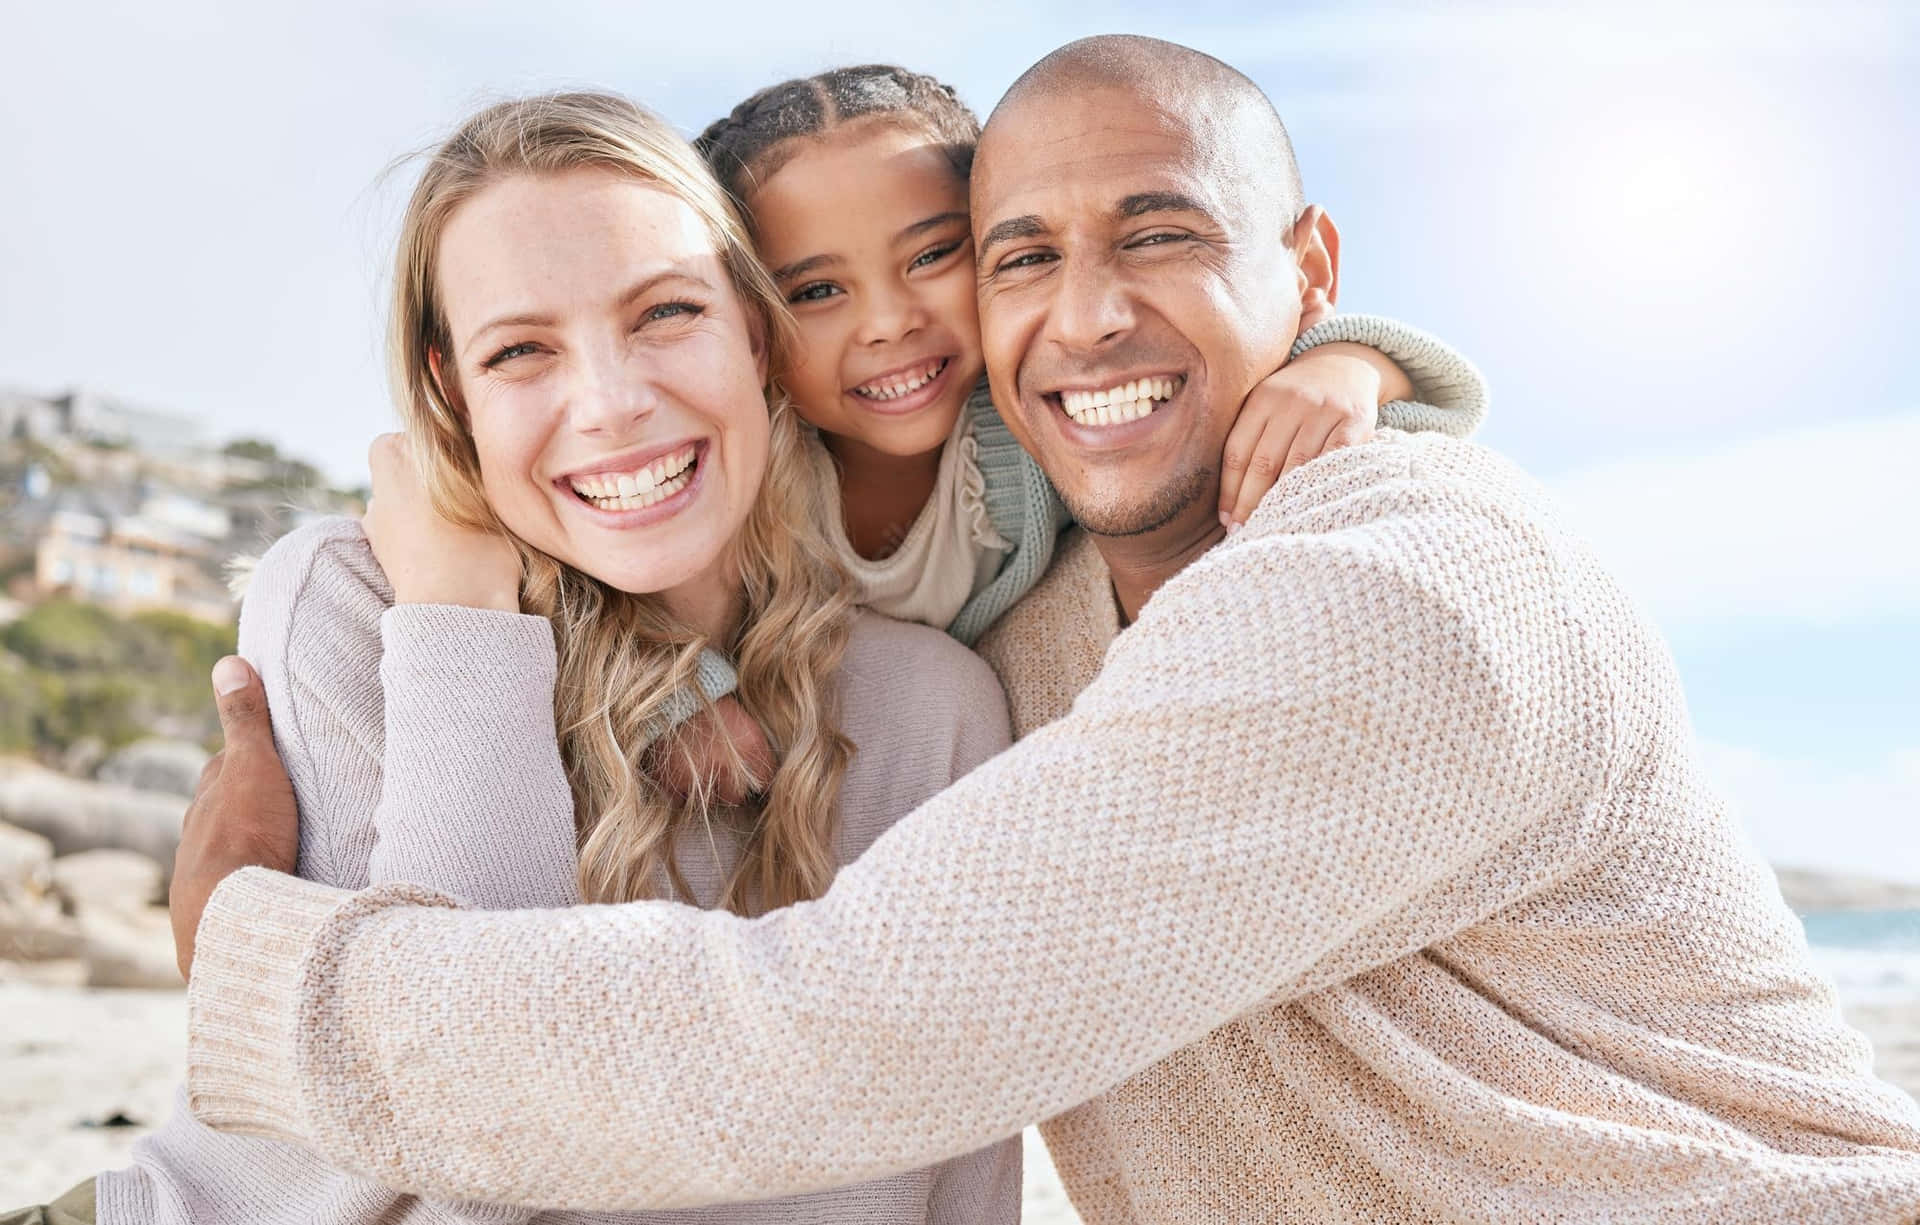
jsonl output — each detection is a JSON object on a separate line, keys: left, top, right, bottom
{"left": 0, "top": 821, "right": 54, "bottom": 904}
{"left": 1773, "top": 866, "right": 1920, "bottom": 913}
{"left": 0, "top": 762, "right": 184, "bottom": 880}
{"left": 60, "top": 736, "right": 107, "bottom": 780}
{"left": 96, "top": 739, "right": 211, "bottom": 799}
{"left": 0, "top": 895, "right": 87, "bottom": 962}
{"left": 77, "top": 903, "right": 181, "bottom": 989}
{"left": 52, "top": 849, "right": 166, "bottom": 914}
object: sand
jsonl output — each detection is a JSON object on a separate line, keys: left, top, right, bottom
{"left": 2, "top": 967, "right": 1913, "bottom": 1218}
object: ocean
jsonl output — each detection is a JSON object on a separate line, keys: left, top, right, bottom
{"left": 1802, "top": 910, "right": 1920, "bottom": 1006}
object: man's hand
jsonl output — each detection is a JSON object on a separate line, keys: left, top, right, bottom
{"left": 1217, "top": 342, "right": 1405, "bottom": 531}
{"left": 170, "top": 656, "right": 300, "bottom": 982}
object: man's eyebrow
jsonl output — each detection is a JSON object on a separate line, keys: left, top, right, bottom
{"left": 770, "top": 253, "right": 840, "bottom": 283}
{"left": 1116, "top": 191, "right": 1213, "bottom": 220}
{"left": 465, "top": 269, "right": 712, "bottom": 352}
{"left": 976, "top": 215, "right": 1047, "bottom": 263}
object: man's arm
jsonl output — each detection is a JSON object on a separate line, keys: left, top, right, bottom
{"left": 181, "top": 450, "right": 1613, "bottom": 1211}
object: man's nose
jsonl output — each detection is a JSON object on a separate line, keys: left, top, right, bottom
{"left": 1044, "top": 258, "right": 1133, "bottom": 353}
{"left": 855, "top": 281, "right": 929, "bottom": 347}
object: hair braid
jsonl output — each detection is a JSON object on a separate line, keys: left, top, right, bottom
{"left": 697, "top": 64, "right": 980, "bottom": 217}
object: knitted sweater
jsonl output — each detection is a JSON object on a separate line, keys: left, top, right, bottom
{"left": 99, "top": 517, "right": 1021, "bottom": 1224}
{"left": 181, "top": 432, "right": 1920, "bottom": 1221}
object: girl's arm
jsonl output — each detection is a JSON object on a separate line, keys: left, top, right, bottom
{"left": 1218, "top": 313, "right": 1489, "bottom": 528}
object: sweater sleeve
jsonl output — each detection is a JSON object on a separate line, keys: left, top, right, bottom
{"left": 186, "top": 464, "right": 1612, "bottom": 1211}
{"left": 234, "top": 521, "right": 547, "bottom": 1225}
{"left": 367, "top": 604, "right": 579, "bottom": 909}
{"left": 1291, "top": 312, "right": 1490, "bottom": 437}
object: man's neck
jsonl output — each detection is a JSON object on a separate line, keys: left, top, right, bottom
{"left": 1092, "top": 506, "right": 1228, "bottom": 624}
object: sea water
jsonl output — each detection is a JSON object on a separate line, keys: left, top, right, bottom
{"left": 1801, "top": 910, "right": 1920, "bottom": 1006}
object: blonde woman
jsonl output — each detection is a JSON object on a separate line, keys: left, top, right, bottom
{"left": 52, "top": 91, "right": 1020, "bottom": 1224}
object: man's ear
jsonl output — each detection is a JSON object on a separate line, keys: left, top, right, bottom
{"left": 1290, "top": 205, "right": 1341, "bottom": 331}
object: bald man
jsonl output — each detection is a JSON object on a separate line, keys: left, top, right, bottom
{"left": 166, "top": 35, "right": 1920, "bottom": 1223}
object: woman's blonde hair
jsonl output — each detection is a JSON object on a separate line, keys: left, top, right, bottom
{"left": 388, "top": 90, "right": 854, "bottom": 914}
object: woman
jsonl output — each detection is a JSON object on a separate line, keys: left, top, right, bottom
{"left": 24, "top": 90, "right": 1022, "bottom": 1224}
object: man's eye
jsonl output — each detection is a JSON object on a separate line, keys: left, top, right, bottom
{"left": 484, "top": 342, "right": 538, "bottom": 369}
{"left": 996, "top": 251, "right": 1056, "bottom": 273}
{"left": 910, "top": 242, "right": 963, "bottom": 271}
{"left": 1130, "top": 232, "right": 1191, "bottom": 248}
{"left": 788, "top": 282, "right": 841, "bottom": 304}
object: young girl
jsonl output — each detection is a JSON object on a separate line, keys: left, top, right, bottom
{"left": 660, "top": 64, "right": 1485, "bottom": 743}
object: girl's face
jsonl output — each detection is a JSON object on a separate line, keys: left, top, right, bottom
{"left": 748, "top": 118, "right": 982, "bottom": 460}
{"left": 435, "top": 168, "right": 770, "bottom": 618}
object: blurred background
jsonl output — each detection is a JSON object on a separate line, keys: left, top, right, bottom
{"left": 1, "top": 0, "right": 1915, "bottom": 1214}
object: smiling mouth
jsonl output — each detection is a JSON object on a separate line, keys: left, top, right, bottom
{"left": 1050, "top": 375, "right": 1185, "bottom": 427}
{"left": 566, "top": 443, "right": 701, "bottom": 511}
{"left": 851, "top": 357, "right": 951, "bottom": 402}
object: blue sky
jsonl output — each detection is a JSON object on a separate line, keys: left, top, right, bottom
{"left": 3, "top": 1, "right": 1915, "bottom": 878}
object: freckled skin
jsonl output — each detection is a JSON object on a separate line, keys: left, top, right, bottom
{"left": 971, "top": 85, "right": 1307, "bottom": 540}
{"left": 436, "top": 169, "right": 771, "bottom": 620}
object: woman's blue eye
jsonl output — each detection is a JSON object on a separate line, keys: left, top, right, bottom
{"left": 911, "top": 242, "right": 961, "bottom": 270}
{"left": 648, "top": 301, "right": 703, "bottom": 321}
{"left": 484, "top": 342, "right": 537, "bottom": 369}
{"left": 789, "top": 282, "right": 841, "bottom": 304}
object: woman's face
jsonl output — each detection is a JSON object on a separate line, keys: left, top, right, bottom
{"left": 435, "top": 167, "right": 770, "bottom": 612}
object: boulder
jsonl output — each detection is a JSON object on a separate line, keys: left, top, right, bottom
{"left": 77, "top": 903, "right": 181, "bottom": 989}
{"left": 97, "top": 739, "right": 211, "bottom": 799}
{"left": 52, "top": 849, "right": 167, "bottom": 914}
{"left": 0, "top": 761, "right": 184, "bottom": 878}
{"left": 0, "top": 819, "right": 55, "bottom": 904}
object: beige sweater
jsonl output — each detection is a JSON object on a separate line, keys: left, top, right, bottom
{"left": 186, "top": 435, "right": 1920, "bottom": 1221}
{"left": 102, "top": 516, "right": 1020, "bottom": 1224}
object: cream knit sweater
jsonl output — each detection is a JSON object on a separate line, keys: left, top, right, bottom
{"left": 185, "top": 435, "right": 1920, "bottom": 1222}
{"left": 101, "top": 517, "right": 1020, "bottom": 1224}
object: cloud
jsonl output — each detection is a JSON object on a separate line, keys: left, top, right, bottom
{"left": 1702, "top": 740, "right": 1920, "bottom": 885}
{"left": 1546, "top": 413, "right": 1920, "bottom": 632}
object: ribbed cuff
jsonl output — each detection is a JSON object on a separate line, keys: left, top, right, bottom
{"left": 1291, "top": 312, "right": 1490, "bottom": 438}
{"left": 185, "top": 867, "right": 355, "bottom": 1143}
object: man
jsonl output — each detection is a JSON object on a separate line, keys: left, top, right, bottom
{"left": 169, "top": 35, "right": 1920, "bottom": 1222}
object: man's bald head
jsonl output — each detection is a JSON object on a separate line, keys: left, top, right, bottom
{"left": 988, "top": 34, "right": 1303, "bottom": 235}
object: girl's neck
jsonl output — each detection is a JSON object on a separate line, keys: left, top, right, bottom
{"left": 823, "top": 431, "right": 944, "bottom": 561}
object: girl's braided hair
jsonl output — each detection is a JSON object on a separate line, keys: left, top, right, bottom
{"left": 695, "top": 64, "right": 980, "bottom": 220}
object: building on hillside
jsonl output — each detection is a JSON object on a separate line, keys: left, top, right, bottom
{"left": 33, "top": 508, "right": 233, "bottom": 624}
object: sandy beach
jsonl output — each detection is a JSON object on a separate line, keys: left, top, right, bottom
{"left": 4, "top": 962, "right": 1915, "bottom": 1220}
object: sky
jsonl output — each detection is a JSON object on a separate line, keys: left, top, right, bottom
{"left": 3, "top": 1, "right": 1916, "bottom": 880}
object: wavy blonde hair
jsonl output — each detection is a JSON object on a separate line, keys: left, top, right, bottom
{"left": 388, "top": 91, "right": 854, "bottom": 914}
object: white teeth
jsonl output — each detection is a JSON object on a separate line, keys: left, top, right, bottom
{"left": 1061, "top": 376, "right": 1182, "bottom": 426}
{"left": 854, "top": 358, "right": 945, "bottom": 401}
{"left": 568, "top": 445, "right": 699, "bottom": 509}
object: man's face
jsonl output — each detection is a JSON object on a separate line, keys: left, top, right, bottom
{"left": 973, "top": 84, "right": 1305, "bottom": 538}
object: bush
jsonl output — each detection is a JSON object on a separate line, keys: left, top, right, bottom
{"left": 0, "top": 600, "right": 236, "bottom": 762}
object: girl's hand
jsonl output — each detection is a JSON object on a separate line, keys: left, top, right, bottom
{"left": 1218, "top": 342, "right": 1405, "bottom": 531}
{"left": 364, "top": 432, "right": 521, "bottom": 611}
{"left": 651, "top": 697, "right": 778, "bottom": 808}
